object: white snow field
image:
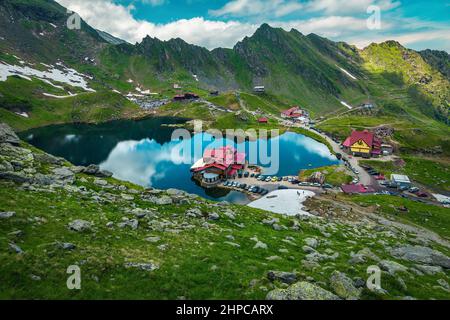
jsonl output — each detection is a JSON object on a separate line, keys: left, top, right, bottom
{"left": 0, "top": 58, "right": 95, "bottom": 92}
{"left": 248, "top": 189, "right": 315, "bottom": 216}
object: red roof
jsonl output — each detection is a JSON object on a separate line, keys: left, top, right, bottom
{"left": 282, "top": 107, "right": 302, "bottom": 117}
{"left": 344, "top": 130, "right": 375, "bottom": 148}
{"left": 258, "top": 117, "right": 268, "bottom": 123}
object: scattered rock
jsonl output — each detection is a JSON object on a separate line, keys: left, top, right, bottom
{"left": 254, "top": 241, "right": 268, "bottom": 249}
{"left": 414, "top": 264, "right": 443, "bottom": 275}
{"left": 0, "top": 123, "right": 20, "bottom": 145}
{"left": 329, "top": 271, "right": 361, "bottom": 300}
{"left": 118, "top": 219, "right": 139, "bottom": 230}
{"left": 267, "top": 271, "right": 297, "bottom": 284}
{"left": 94, "top": 179, "right": 108, "bottom": 186}
{"left": 208, "top": 212, "right": 220, "bottom": 221}
{"left": 0, "top": 211, "right": 15, "bottom": 219}
{"left": 379, "top": 260, "right": 408, "bottom": 275}
{"left": 124, "top": 262, "right": 159, "bottom": 272}
{"left": 224, "top": 242, "right": 240, "bottom": 248}
{"left": 68, "top": 219, "right": 92, "bottom": 232}
{"left": 304, "top": 238, "right": 318, "bottom": 249}
{"left": 390, "top": 245, "right": 450, "bottom": 269}
{"left": 146, "top": 236, "right": 161, "bottom": 243}
{"left": 266, "top": 281, "right": 340, "bottom": 300}
{"left": 9, "top": 242, "right": 23, "bottom": 254}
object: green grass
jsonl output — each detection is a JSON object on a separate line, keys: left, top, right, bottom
{"left": 360, "top": 156, "right": 450, "bottom": 192}
{"left": 350, "top": 195, "right": 450, "bottom": 240}
{"left": 0, "top": 77, "right": 142, "bottom": 131}
{"left": 299, "top": 165, "right": 353, "bottom": 186}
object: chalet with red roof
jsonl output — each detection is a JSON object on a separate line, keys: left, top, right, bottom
{"left": 342, "top": 130, "right": 382, "bottom": 158}
{"left": 190, "top": 146, "right": 246, "bottom": 187}
{"left": 281, "top": 106, "right": 303, "bottom": 119}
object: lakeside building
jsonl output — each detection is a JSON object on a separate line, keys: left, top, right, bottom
{"left": 391, "top": 174, "right": 412, "bottom": 189}
{"left": 253, "top": 86, "right": 265, "bottom": 93}
{"left": 342, "top": 130, "right": 382, "bottom": 158}
{"left": 258, "top": 117, "right": 268, "bottom": 123}
{"left": 190, "top": 146, "right": 246, "bottom": 187}
{"left": 281, "top": 107, "right": 310, "bottom": 124}
{"left": 173, "top": 93, "right": 200, "bottom": 102}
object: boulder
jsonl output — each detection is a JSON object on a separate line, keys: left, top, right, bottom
{"left": 254, "top": 241, "right": 268, "bottom": 250}
{"left": 0, "top": 171, "right": 31, "bottom": 183}
{"left": 0, "top": 123, "right": 20, "bottom": 145}
{"left": 118, "top": 219, "right": 139, "bottom": 230}
{"left": 379, "top": 260, "right": 408, "bottom": 275}
{"left": 82, "top": 164, "right": 113, "bottom": 177}
{"left": 52, "top": 167, "right": 75, "bottom": 184}
{"left": 390, "top": 245, "right": 450, "bottom": 269}
{"left": 304, "top": 237, "right": 319, "bottom": 249}
{"left": 266, "top": 281, "right": 340, "bottom": 300}
{"left": 0, "top": 211, "right": 15, "bottom": 219}
{"left": 267, "top": 271, "right": 297, "bottom": 284}
{"left": 68, "top": 219, "right": 92, "bottom": 232}
{"left": 124, "top": 262, "right": 159, "bottom": 271}
{"left": 34, "top": 153, "right": 63, "bottom": 165}
{"left": 329, "top": 271, "right": 361, "bottom": 300}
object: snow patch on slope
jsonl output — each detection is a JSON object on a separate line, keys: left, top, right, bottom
{"left": 0, "top": 59, "right": 95, "bottom": 92}
{"left": 340, "top": 101, "right": 353, "bottom": 109}
{"left": 337, "top": 66, "right": 357, "bottom": 80}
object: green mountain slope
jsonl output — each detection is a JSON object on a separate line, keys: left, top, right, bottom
{"left": 0, "top": 0, "right": 449, "bottom": 129}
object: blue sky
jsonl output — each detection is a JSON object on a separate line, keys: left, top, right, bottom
{"left": 57, "top": 0, "right": 450, "bottom": 51}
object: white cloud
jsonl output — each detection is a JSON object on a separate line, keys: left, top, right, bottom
{"left": 55, "top": 0, "right": 449, "bottom": 52}
{"left": 305, "top": 0, "right": 401, "bottom": 15}
{"left": 210, "top": 0, "right": 303, "bottom": 18}
{"left": 56, "top": 0, "right": 256, "bottom": 48}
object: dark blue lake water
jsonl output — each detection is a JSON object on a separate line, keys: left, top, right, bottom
{"left": 21, "top": 117, "right": 339, "bottom": 204}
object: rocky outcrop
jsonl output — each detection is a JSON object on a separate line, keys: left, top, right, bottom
{"left": 0, "top": 123, "right": 20, "bottom": 146}
{"left": 266, "top": 281, "right": 340, "bottom": 300}
{"left": 390, "top": 246, "right": 450, "bottom": 269}
{"left": 329, "top": 271, "right": 361, "bottom": 300}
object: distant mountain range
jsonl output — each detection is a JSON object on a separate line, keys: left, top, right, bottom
{"left": 0, "top": 0, "right": 448, "bottom": 122}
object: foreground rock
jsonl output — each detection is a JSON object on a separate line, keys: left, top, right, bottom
{"left": 390, "top": 246, "right": 450, "bottom": 269}
{"left": 68, "top": 220, "right": 92, "bottom": 232}
{"left": 329, "top": 271, "right": 361, "bottom": 300}
{"left": 267, "top": 271, "right": 297, "bottom": 284}
{"left": 0, "top": 123, "right": 20, "bottom": 145}
{"left": 266, "top": 281, "right": 340, "bottom": 300}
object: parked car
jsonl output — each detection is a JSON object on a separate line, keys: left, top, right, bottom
{"left": 277, "top": 177, "right": 283, "bottom": 182}
{"left": 417, "top": 192, "right": 428, "bottom": 198}
{"left": 323, "top": 183, "right": 333, "bottom": 189}
{"left": 240, "top": 183, "right": 247, "bottom": 189}
{"left": 278, "top": 185, "right": 289, "bottom": 190}
{"left": 244, "top": 172, "right": 250, "bottom": 178}
{"left": 291, "top": 179, "right": 299, "bottom": 185}
{"left": 409, "top": 187, "right": 420, "bottom": 193}
{"left": 299, "top": 182, "right": 309, "bottom": 186}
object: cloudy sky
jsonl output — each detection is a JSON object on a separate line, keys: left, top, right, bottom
{"left": 56, "top": 0, "right": 450, "bottom": 51}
